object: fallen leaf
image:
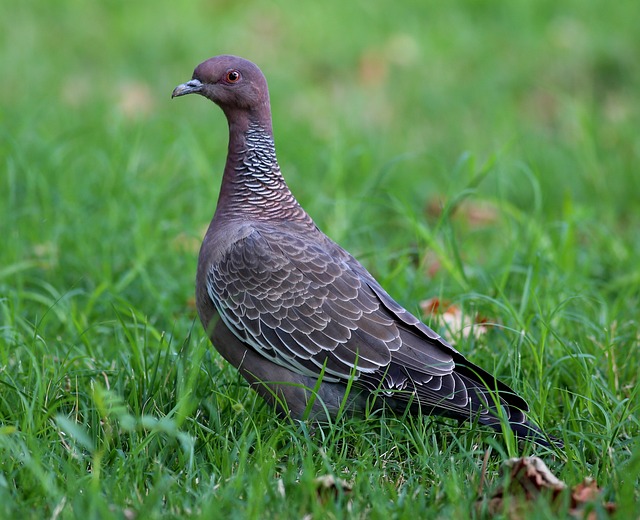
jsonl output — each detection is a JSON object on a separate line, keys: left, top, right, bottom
{"left": 571, "top": 479, "right": 616, "bottom": 517}
{"left": 420, "top": 297, "right": 489, "bottom": 344}
{"left": 313, "top": 474, "right": 352, "bottom": 503}
{"left": 477, "top": 457, "right": 616, "bottom": 518}
{"left": 420, "top": 296, "right": 451, "bottom": 315}
{"left": 462, "top": 200, "right": 500, "bottom": 228}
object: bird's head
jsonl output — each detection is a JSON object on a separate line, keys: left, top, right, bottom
{"left": 172, "top": 55, "right": 270, "bottom": 120}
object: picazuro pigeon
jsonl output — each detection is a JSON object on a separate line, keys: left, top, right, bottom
{"left": 172, "top": 55, "right": 562, "bottom": 448}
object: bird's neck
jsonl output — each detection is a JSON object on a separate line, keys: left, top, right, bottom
{"left": 215, "top": 119, "right": 312, "bottom": 224}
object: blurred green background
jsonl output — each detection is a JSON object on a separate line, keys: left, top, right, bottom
{"left": 3, "top": 0, "right": 639, "bottom": 303}
{"left": 2, "top": 0, "right": 639, "bottom": 517}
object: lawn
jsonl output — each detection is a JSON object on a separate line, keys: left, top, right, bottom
{"left": 1, "top": 0, "right": 639, "bottom": 517}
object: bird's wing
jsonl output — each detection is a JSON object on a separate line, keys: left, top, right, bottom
{"left": 207, "top": 224, "right": 526, "bottom": 413}
{"left": 347, "top": 256, "right": 530, "bottom": 411}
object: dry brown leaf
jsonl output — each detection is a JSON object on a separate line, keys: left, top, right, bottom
{"left": 420, "top": 297, "right": 489, "bottom": 344}
{"left": 313, "top": 474, "right": 352, "bottom": 503}
{"left": 420, "top": 296, "right": 451, "bottom": 315}
{"left": 462, "top": 200, "right": 500, "bottom": 227}
{"left": 296, "top": 475, "right": 353, "bottom": 520}
{"left": 477, "top": 457, "right": 616, "bottom": 519}
{"left": 570, "top": 479, "right": 617, "bottom": 518}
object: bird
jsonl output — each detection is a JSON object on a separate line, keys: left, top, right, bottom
{"left": 172, "top": 55, "right": 561, "bottom": 448}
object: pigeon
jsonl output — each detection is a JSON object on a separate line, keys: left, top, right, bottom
{"left": 172, "top": 55, "right": 561, "bottom": 447}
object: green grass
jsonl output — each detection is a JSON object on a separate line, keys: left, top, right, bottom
{"left": 2, "top": 0, "right": 639, "bottom": 517}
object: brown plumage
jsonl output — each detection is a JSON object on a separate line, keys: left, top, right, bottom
{"left": 172, "top": 55, "right": 561, "bottom": 447}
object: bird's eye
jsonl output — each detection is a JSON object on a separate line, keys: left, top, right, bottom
{"left": 226, "top": 70, "right": 240, "bottom": 83}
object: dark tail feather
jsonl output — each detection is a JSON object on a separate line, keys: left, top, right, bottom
{"left": 455, "top": 368, "right": 563, "bottom": 449}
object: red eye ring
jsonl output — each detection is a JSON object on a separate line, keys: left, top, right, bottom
{"left": 226, "top": 70, "right": 240, "bottom": 83}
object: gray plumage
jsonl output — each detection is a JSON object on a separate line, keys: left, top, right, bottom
{"left": 172, "top": 55, "right": 561, "bottom": 447}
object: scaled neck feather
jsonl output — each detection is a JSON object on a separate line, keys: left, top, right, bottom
{"left": 215, "top": 118, "right": 312, "bottom": 225}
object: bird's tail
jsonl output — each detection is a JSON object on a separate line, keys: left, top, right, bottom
{"left": 458, "top": 371, "right": 563, "bottom": 449}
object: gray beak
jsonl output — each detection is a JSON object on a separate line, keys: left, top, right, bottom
{"left": 172, "top": 79, "right": 203, "bottom": 98}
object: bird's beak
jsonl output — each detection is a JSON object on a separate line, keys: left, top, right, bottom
{"left": 172, "top": 79, "right": 203, "bottom": 98}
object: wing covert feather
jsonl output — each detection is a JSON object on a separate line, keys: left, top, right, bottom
{"left": 206, "top": 224, "right": 512, "bottom": 419}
